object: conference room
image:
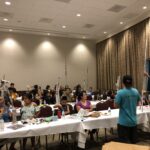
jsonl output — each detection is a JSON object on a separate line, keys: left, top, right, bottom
{"left": 0, "top": 0, "right": 150, "bottom": 150}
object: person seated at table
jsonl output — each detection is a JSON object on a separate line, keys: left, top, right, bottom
{"left": 49, "top": 90, "right": 56, "bottom": 104}
{"left": 43, "top": 92, "right": 53, "bottom": 104}
{"left": 76, "top": 91, "right": 93, "bottom": 112}
{"left": 74, "top": 84, "right": 82, "bottom": 98}
{"left": 76, "top": 92, "right": 97, "bottom": 140}
{"left": 21, "top": 93, "right": 36, "bottom": 150}
{"left": 0, "top": 96, "right": 16, "bottom": 150}
{"left": 8, "top": 83, "right": 17, "bottom": 93}
{"left": 54, "top": 96, "right": 72, "bottom": 115}
{"left": 142, "top": 91, "right": 149, "bottom": 105}
{"left": 63, "top": 88, "right": 74, "bottom": 102}
{"left": 31, "top": 85, "right": 39, "bottom": 99}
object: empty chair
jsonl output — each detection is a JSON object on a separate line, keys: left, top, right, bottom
{"left": 96, "top": 100, "right": 114, "bottom": 111}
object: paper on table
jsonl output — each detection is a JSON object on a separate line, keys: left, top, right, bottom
{"left": 7, "top": 124, "right": 24, "bottom": 130}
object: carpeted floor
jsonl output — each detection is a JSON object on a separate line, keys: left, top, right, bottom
{"left": 1, "top": 128, "right": 150, "bottom": 150}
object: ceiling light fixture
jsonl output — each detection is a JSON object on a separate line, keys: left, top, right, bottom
{"left": 62, "top": 25, "right": 66, "bottom": 29}
{"left": 76, "top": 13, "right": 81, "bottom": 17}
{"left": 120, "top": 21, "right": 123, "bottom": 25}
{"left": 9, "top": 29, "right": 13, "bottom": 32}
{"left": 82, "top": 36, "right": 86, "bottom": 39}
{"left": 5, "top": 1, "right": 11, "bottom": 5}
{"left": 104, "top": 31, "right": 107, "bottom": 34}
{"left": 3, "top": 18, "right": 8, "bottom": 21}
{"left": 47, "top": 33, "right": 50, "bottom": 36}
{"left": 142, "top": 6, "right": 147, "bottom": 10}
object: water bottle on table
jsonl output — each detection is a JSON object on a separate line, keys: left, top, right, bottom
{"left": 108, "top": 107, "right": 111, "bottom": 115}
{"left": 0, "top": 116, "right": 4, "bottom": 131}
{"left": 12, "top": 107, "right": 17, "bottom": 124}
{"left": 62, "top": 110, "right": 65, "bottom": 119}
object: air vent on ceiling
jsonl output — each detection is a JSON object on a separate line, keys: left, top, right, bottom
{"left": 108, "top": 4, "right": 126, "bottom": 13}
{"left": 55, "top": 0, "right": 71, "bottom": 3}
{"left": 84, "top": 24, "right": 94, "bottom": 28}
{"left": 39, "top": 18, "right": 53, "bottom": 23}
{"left": 123, "top": 13, "right": 139, "bottom": 19}
{"left": 0, "top": 11, "right": 13, "bottom": 18}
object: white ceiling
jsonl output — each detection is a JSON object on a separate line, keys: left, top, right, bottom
{"left": 0, "top": 0, "right": 150, "bottom": 42}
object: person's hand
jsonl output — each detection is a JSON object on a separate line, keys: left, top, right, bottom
{"left": 144, "top": 71, "right": 150, "bottom": 77}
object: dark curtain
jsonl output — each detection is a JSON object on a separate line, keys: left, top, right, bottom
{"left": 96, "top": 18, "right": 150, "bottom": 92}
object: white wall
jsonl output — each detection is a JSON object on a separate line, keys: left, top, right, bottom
{"left": 0, "top": 32, "right": 96, "bottom": 90}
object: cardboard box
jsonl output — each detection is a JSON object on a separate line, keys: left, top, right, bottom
{"left": 102, "top": 142, "right": 150, "bottom": 150}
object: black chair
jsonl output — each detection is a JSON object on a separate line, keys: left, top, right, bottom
{"left": 36, "top": 105, "right": 53, "bottom": 150}
{"left": 96, "top": 100, "right": 115, "bottom": 140}
{"left": 60, "top": 104, "right": 74, "bottom": 143}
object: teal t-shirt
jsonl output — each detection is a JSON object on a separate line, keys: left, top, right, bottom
{"left": 115, "top": 87, "right": 141, "bottom": 127}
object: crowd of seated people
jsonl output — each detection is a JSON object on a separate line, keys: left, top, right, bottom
{"left": 0, "top": 81, "right": 122, "bottom": 149}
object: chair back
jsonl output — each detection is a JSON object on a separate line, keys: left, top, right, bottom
{"left": 37, "top": 105, "right": 53, "bottom": 117}
{"left": 96, "top": 100, "right": 114, "bottom": 111}
{"left": 13, "top": 100, "right": 22, "bottom": 107}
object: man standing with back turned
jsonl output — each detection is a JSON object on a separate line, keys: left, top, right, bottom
{"left": 115, "top": 75, "right": 141, "bottom": 144}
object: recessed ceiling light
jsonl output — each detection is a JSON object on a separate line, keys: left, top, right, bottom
{"left": 47, "top": 33, "right": 50, "bottom": 36}
{"left": 9, "top": 29, "right": 13, "bottom": 32}
{"left": 3, "top": 18, "right": 8, "bottom": 21}
{"left": 5, "top": 1, "right": 11, "bottom": 5}
{"left": 120, "top": 21, "right": 123, "bottom": 25}
{"left": 104, "top": 31, "right": 107, "bottom": 34}
{"left": 82, "top": 36, "right": 86, "bottom": 39}
{"left": 62, "top": 25, "right": 66, "bottom": 29}
{"left": 142, "top": 6, "right": 147, "bottom": 10}
{"left": 76, "top": 13, "right": 81, "bottom": 17}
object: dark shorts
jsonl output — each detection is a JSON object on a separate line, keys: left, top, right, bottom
{"left": 117, "top": 124, "right": 138, "bottom": 144}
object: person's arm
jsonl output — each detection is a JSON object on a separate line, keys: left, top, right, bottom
{"left": 114, "top": 101, "right": 119, "bottom": 108}
{"left": 64, "top": 105, "right": 70, "bottom": 115}
{"left": 76, "top": 106, "right": 81, "bottom": 112}
{"left": 88, "top": 101, "right": 93, "bottom": 112}
{"left": 114, "top": 91, "right": 121, "bottom": 108}
{"left": 76, "top": 103, "right": 81, "bottom": 112}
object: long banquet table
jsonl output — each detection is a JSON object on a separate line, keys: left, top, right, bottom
{"left": 0, "top": 106, "right": 150, "bottom": 149}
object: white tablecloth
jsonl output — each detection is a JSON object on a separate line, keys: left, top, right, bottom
{"left": 1, "top": 106, "right": 150, "bottom": 148}
{"left": 80, "top": 106, "right": 150, "bottom": 130}
{"left": 0, "top": 117, "right": 81, "bottom": 138}
{"left": 77, "top": 106, "right": 150, "bottom": 148}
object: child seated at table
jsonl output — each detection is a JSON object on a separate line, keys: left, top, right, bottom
{"left": 21, "top": 93, "right": 36, "bottom": 150}
{"left": 54, "top": 96, "right": 73, "bottom": 115}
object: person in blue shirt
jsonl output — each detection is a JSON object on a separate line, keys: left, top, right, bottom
{"left": 115, "top": 75, "right": 141, "bottom": 144}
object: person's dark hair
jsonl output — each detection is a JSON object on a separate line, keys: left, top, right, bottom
{"left": 46, "top": 85, "right": 50, "bottom": 90}
{"left": 75, "top": 84, "right": 82, "bottom": 97}
{"left": 107, "top": 90, "right": 112, "bottom": 96}
{"left": 78, "top": 91, "right": 86, "bottom": 101}
{"left": 23, "top": 93, "right": 32, "bottom": 100}
{"left": 34, "top": 85, "right": 38, "bottom": 89}
{"left": 122, "top": 75, "right": 132, "bottom": 87}
{"left": 10, "top": 83, "right": 14, "bottom": 86}
{"left": 61, "top": 96, "right": 67, "bottom": 101}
